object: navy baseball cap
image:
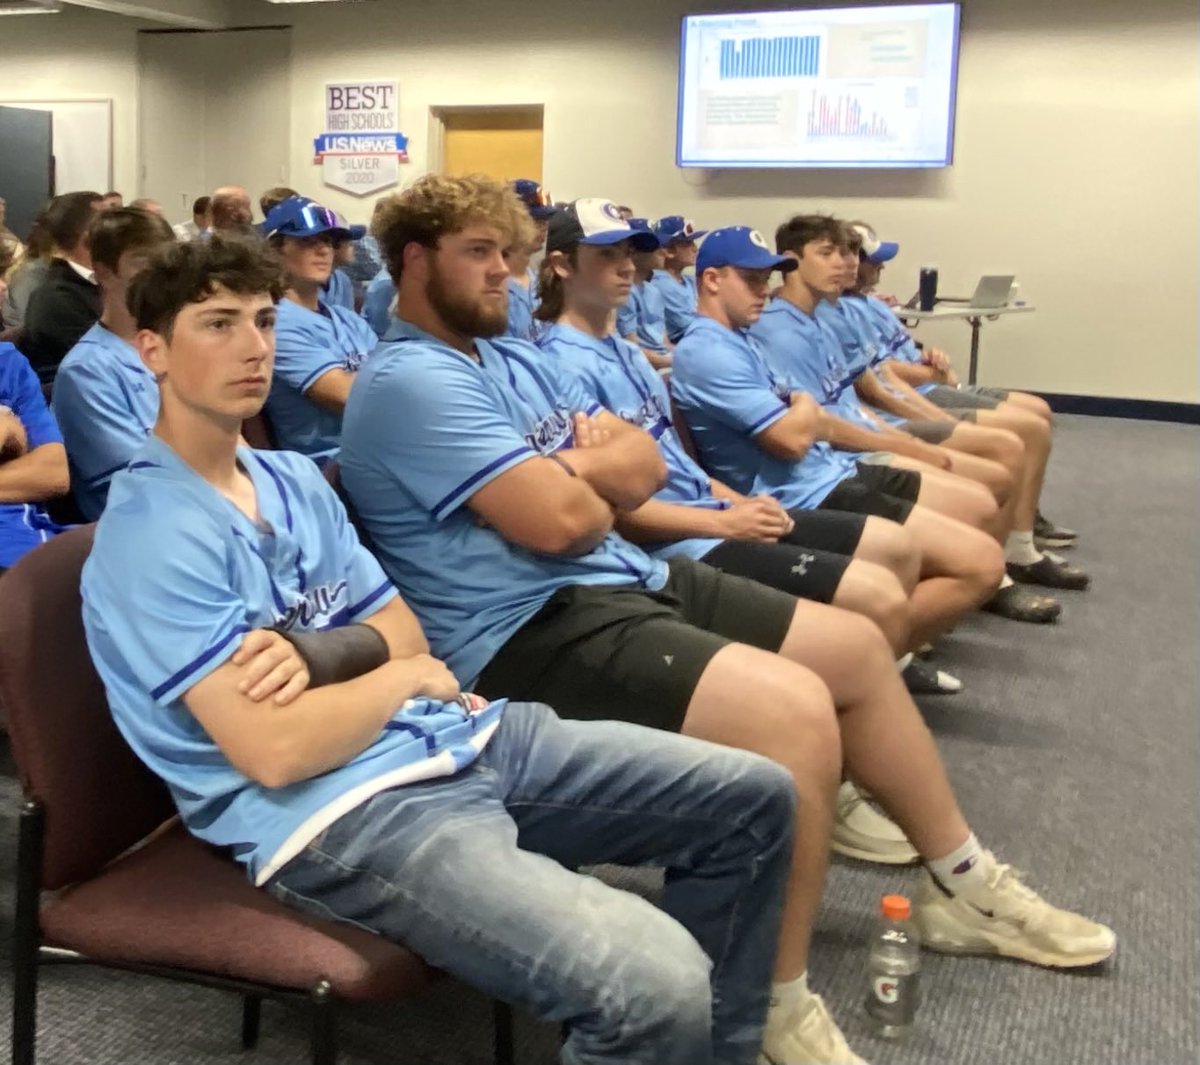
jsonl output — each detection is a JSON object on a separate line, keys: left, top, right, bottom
{"left": 546, "top": 199, "right": 660, "bottom": 253}
{"left": 851, "top": 223, "right": 899, "bottom": 264}
{"left": 513, "top": 179, "right": 557, "bottom": 221}
{"left": 654, "top": 215, "right": 707, "bottom": 244}
{"left": 262, "top": 196, "right": 352, "bottom": 241}
{"left": 696, "top": 226, "right": 798, "bottom": 275}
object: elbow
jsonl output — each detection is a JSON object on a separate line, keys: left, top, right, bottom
{"left": 531, "top": 501, "right": 614, "bottom": 556}
{"left": 618, "top": 451, "right": 668, "bottom": 510}
{"left": 767, "top": 435, "right": 813, "bottom": 462}
{"left": 241, "top": 737, "right": 309, "bottom": 790}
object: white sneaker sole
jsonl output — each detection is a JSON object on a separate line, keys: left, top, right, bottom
{"left": 918, "top": 910, "right": 1117, "bottom": 968}
{"left": 831, "top": 838, "right": 919, "bottom": 865}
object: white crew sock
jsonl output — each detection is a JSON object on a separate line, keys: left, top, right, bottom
{"left": 1005, "top": 530, "right": 1043, "bottom": 567}
{"left": 896, "top": 652, "right": 914, "bottom": 672}
{"left": 769, "top": 971, "right": 812, "bottom": 1018}
{"left": 998, "top": 573, "right": 1014, "bottom": 590}
{"left": 926, "top": 832, "right": 992, "bottom": 895}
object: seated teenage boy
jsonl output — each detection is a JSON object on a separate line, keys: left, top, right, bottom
{"left": 80, "top": 235, "right": 805, "bottom": 1065}
{"left": 615, "top": 218, "right": 674, "bottom": 370}
{"left": 262, "top": 197, "right": 379, "bottom": 465}
{"left": 505, "top": 179, "right": 553, "bottom": 343}
{"left": 647, "top": 215, "right": 705, "bottom": 342}
{"left": 340, "top": 177, "right": 1117, "bottom": 1063}
{"left": 53, "top": 207, "right": 178, "bottom": 518}
{"left": 1, "top": 341, "right": 70, "bottom": 576}
{"left": 849, "top": 221, "right": 1079, "bottom": 554}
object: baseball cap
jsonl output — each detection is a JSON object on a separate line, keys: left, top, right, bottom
{"left": 546, "top": 199, "right": 660, "bottom": 253}
{"left": 654, "top": 215, "right": 708, "bottom": 244}
{"left": 696, "top": 226, "right": 798, "bottom": 275}
{"left": 851, "top": 223, "right": 899, "bottom": 264}
{"left": 262, "top": 196, "right": 352, "bottom": 241}
{"left": 334, "top": 212, "right": 368, "bottom": 242}
{"left": 512, "top": 179, "right": 557, "bottom": 221}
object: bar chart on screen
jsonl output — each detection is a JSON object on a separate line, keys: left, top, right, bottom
{"left": 807, "top": 90, "right": 891, "bottom": 140}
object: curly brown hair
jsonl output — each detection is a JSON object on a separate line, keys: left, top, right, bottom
{"left": 372, "top": 173, "right": 534, "bottom": 285}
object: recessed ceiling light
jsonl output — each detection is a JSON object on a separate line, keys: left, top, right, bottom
{"left": 0, "top": 1, "right": 62, "bottom": 15}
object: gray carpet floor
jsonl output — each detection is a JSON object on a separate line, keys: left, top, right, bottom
{"left": 0, "top": 413, "right": 1197, "bottom": 1064}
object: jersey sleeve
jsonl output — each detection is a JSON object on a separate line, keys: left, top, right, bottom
{"left": 273, "top": 318, "right": 345, "bottom": 395}
{"left": 616, "top": 300, "right": 638, "bottom": 338}
{"left": 673, "top": 333, "right": 788, "bottom": 437}
{"left": 84, "top": 503, "right": 251, "bottom": 707}
{"left": 5, "top": 346, "right": 62, "bottom": 449}
{"left": 52, "top": 357, "right": 147, "bottom": 499}
{"left": 352, "top": 351, "right": 542, "bottom": 521}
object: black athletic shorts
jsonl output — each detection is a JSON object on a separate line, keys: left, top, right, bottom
{"left": 819, "top": 462, "right": 920, "bottom": 525}
{"left": 783, "top": 506, "right": 868, "bottom": 555}
{"left": 900, "top": 419, "right": 956, "bottom": 444}
{"left": 926, "top": 384, "right": 1005, "bottom": 411}
{"left": 702, "top": 539, "right": 852, "bottom": 605}
{"left": 475, "top": 557, "right": 797, "bottom": 733}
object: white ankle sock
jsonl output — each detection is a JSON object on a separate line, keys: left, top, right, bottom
{"left": 896, "top": 652, "right": 914, "bottom": 672}
{"left": 1005, "top": 530, "right": 1043, "bottom": 566}
{"left": 926, "top": 833, "right": 991, "bottom": 895}
{"left": 770, "top": 971, "right": 811, "bottom": 1015}
{"left": 999, "top": 573, "right": 1015, "bottom": 589}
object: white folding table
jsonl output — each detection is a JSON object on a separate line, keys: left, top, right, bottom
{"left": 898, "top": 303, "right": 1037, "bottom": 385}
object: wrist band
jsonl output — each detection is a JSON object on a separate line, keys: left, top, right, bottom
{"left": 548, "top": 452, "right": 578, "bottom": 477}
{"left": 268, "top": 623, "right": 390, "bottom": 688}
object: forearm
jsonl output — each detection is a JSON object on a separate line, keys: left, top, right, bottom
{"left": 616, "top": 498, "right": 728, "bottom": 544}
{"left": 856, "top": 373, "right": 932, "bottom": 422}
{"left": 887, "top": 360, "right": 938, "bottom": 387}
{"left": 816, "top": 409, "right": 892, "bottom": 453}
{"left": 879, "top": 367, "right": 956, "bottom": 421}
{"left": 560, "top": 434, "right": 667, "bottom": 511}
{"left": 0, "top": 443, "right": 69, "bottom": 503}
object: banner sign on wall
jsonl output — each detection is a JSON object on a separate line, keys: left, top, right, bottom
{"left": 314, "top": 81, "right": 409, "bottom": 197}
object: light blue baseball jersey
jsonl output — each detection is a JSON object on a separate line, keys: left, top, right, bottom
{"left": 752, "top": 300, "right": 889, "bottom": 432}
{"left": 322, "top": 267, "right": 355, "bottom": 312}
{"left": 616, "top": 279, "right": 670, "bottom": 354}
{"left": 52, "top": 322, "right": 158, "bottom": 519}
{"left": 538, "top": 323, "right": 722, "bottom": 562}
{"left": 0, "top": 343, "right": 66, "bottom": 568}
{"left": 647, "top": 270, "right": 698, "bottom": 342}
{"left": 82, "top": 436, "right": 507, "bottom": 886}
{"left": 362, "top": 267, "right": 396, "bottom": 339}
{"left": 670, "top": 317, "right": 859, "bottom": 510}
{"left": 339, "top": 319, "right": 669, "bottom": 686}
{"left": 843, "top": 294, "right": 938, "bottom": 394}
{"left": 268, "top": 297, "right": 379, "bottom": 464}
{"left": 505, "top": 269, "right": 539, "bottom": 343}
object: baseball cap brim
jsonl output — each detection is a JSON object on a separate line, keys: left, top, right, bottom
{"left": 666, "top": 229, "right": 708, "bottom": 244}
{"left": 865, "top": 241, "right": 899, "bottom": 264}
{"left": 700, "top": 246, "right": 797, "bottom": 274}
{"left": 581, "top": 229, "right": 661, "bottom": 251}
{"left": 347, "top": 224, "right": 368, "bottom": 241}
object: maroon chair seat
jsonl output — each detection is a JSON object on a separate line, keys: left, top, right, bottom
{"left": 0, "top": 525, "right": 514, "bottom": 1065}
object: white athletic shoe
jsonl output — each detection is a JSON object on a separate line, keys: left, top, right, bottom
{"left": 915, "top": 855, "right": 1117, "bottom": 968}
{"left": 832, "top": 781, "right": 918, "bottom": 865}
{"left": 759, "top": 992, "right": 868, "bottom": 1065}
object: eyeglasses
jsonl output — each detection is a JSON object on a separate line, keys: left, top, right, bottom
{"left": 271, "top": 203, "right": 340, "bottom": 236}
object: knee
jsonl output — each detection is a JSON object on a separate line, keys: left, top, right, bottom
{"left": 758, "top": 666, "right": 842, "bottom": 786}
{"left": 968, "top": 532, "right": 1006, "bottom": 593}
{"left": 995, "top": 429, "right": 1026, "bottom": 475}
{"left": 872, "top": 520, "right": 921, "bottom": 590}
{"left": 874, "top": 576, "right": 913, "bottom": 654}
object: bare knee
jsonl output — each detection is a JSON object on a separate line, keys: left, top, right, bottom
{"left": 837, "top": 562, "right": 911, "bottom": 654}
{"left": 966, "top": 531, "right": 1006, "bottom": 596}
{"left": 860, "top": 516, "right": 921, "bottom": 592}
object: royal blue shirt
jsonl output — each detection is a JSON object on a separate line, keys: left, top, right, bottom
{"left": 670, "top": 317, "right": 858, "bottom": 510}
{"left": 538, "top": 323, "right": 722, "bottom": 561}
{"left": 268, "top": 297, "right": 379, "bottom": 464}
{"left": 339, "top": 320, "right": 668, "bottom": 686}
{"left": 647, "top": 270, "right": 698, "bottom": 343}
{"left": 0, "top": 343, "right": 66, "bottom": 567}
{"left": 53, "top": 322, "right": 158, "bottom": 519}
{"left": 82, "top": 437, "right": 506, "bottom": 886}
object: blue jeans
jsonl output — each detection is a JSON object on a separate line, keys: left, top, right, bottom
{"left": 266, "top": 702, "right": 795, "bottom": 1065}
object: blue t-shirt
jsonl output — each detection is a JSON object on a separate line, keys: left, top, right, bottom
{"left": 616, "top": 279, "right": 670, "bottom": 355}
{"left": 647, "top": 270, "right": 698, "bottom": 343}
{"left": 339, "top": 320, "right": 668, "bottom": 686}
{"left": 752, "top": 300, "right": 887, "bottom": 432}
{"left": 361, "top": 268, "right": 396, "bottom": 339}
{"left": 52, "top": 322, "right": 158, "bottom": 519}
{"left": 268, "top": 297, "right": 379, "bottom": 464}
{"left": 506, "top": 270, "right": 539, "bottom": 343}
{"left": 82, "top": 437, "right": 506, "bottom": 886}
{"left": 0, "top": 343, "right": 66, "bottom": 568}
{"left": 322, "top": 268, "right": 355, "bottom": 313}
{"left": 670, "top": 317, "right": 858, "bottom": 510}
{"left": 538, "top": 323, "right": 722, "bottom": 562}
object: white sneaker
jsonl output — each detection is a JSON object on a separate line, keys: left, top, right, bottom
{"left": 915, "top": 854, "right": 1117, "bottom": 968}
{"left": 759, "top": 992, "right": 868, "bottom": 1065}
{"left": 832, "top": 782, "right": 918, "bottom": 866}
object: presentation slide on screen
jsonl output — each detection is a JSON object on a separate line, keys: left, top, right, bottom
{"left": 677, "top": 4, "right": 960, "bottom": 168}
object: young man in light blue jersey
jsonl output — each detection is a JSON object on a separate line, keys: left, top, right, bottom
{"left": 504, "top": 179, "right": 554, "bottom": 343}
{"left": 342, "top": 177, "right": 1117, "bottom": 1062}
{"left": 53, "top": 206, "right": 178, "bottom": 519}
{"left": 0, "top": 342, "right": 70, "bottom": 576}
{"left": 80, "top": 235, "right": 812, "bottom": 1065}
{"left": 648, "top": 215, "right": 705, "bottom": 342}
{"left": 263, "top": 197, "right": 379, "bottom": 466}
{"left": 615, "top": 218, "right": 674, "bottom": 370}
{"left": 849, "top": 221, "right": 1082, "bottom": 558}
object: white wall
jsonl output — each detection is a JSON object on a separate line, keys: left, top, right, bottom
{"left": 280, "top": 0, "right": 1199, "bottom": 402}
{"left": 1, "top": 7, "right": 144, "bottom": 197}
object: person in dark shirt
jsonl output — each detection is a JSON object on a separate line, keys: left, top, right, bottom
{"left": 21, "top": 191, "right": 102, "bottom": 385}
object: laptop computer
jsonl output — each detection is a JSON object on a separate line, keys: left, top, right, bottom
{"left": 967, "top": 275, "right": 1015, "bottom": 309}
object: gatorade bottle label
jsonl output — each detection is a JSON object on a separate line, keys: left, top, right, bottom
{"left": 866, "top": 972, "right": 920, "bottom": 1028}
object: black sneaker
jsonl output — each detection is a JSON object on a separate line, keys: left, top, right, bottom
{"left": 983, "top": 582, "right": 1063, "bottom": 623}
{"left": 1007, "top": 553, "right": 1090, "bottom": 591}
{"left": 902, "top": 658, "right": 963, "bottom": 694}
{"left": 1034, "top": 512, "right": 1078, "bottom": 549}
